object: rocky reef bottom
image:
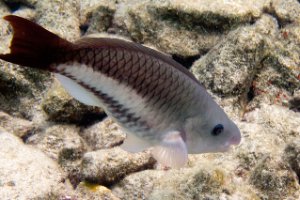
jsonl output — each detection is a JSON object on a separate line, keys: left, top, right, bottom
{"left": 0, "top": 0, "right": 299, "bottom": 199}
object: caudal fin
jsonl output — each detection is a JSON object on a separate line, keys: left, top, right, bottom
{"left": 0, "top": 15, "right": 73, "bottom": 68}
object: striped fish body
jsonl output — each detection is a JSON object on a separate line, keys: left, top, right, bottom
{"left": 53, "top": 40, "right": 203, "bottom": 141}
{"left": 0, "top": 15, "right": 241, "bottom": 168}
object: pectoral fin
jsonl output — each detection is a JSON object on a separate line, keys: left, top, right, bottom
{"left": 151, "top": 131, "right": 188, "bottom": 169}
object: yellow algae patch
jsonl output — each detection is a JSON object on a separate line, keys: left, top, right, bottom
{"left": 212, "top": 169, "right": 225, "bottom": 186}
{"left": 82, "top": 182, "right": 108, "bottom": 193}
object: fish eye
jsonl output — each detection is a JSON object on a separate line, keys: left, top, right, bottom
{"left": 211, "top": 124, "right": 224, "bottom": 136}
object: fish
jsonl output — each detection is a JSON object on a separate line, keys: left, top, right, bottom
{"left": 0, "top": 15, "right": 241, "bottom": 168}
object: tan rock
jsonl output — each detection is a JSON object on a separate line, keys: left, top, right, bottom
{"left": 81, "top": 147, "right": 155, "bottom": 185}
{"left": 0, "top": 111, "right": 35, "bottom": 138}
{"left": 0, "top": 130, "right": 74, "bottom": 199}
{"left": 80, "top": 118, "right": 125, "bottom": 150}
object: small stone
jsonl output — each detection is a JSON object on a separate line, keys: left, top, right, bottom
{"left": 80, "top": 118, "right": 125, "bottom": 150}
{"left": 112, "top": 170, "right": 165, "bottom": 200}
{"left": 80, "top": 0, "right": 116, "bottom": 34}
{"left": 271, "top": 0, "right": 300, "bottom": 25}
{"left": 27, "top": 124, "right": 89, "bottom": 188}
{"left": 0, "top": 60, "right": 51, "bottom": 119}
{"left": 27, "top": 124, "right": 87, "bottom": 161}
{"left": 35, "top": 0, "right": 80, "bottom": 41}
{"left": 81, "top": 147, "right": 155, "bottom": 185}
{"left": 0, "top": 111, "right": 35, "bottom": 139}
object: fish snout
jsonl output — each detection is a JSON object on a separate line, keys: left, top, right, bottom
{"left": 219, "top": 134, "right": 241, "bottom": 152}
{"left": 228, "top": 134, "right": 241, "bottom": 146}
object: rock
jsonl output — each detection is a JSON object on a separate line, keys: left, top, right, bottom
{"left": 27, "top": 124, "right": 87, "bottom": 161}
{"left": 113, "top": 0, "right": 267, "bottom": 57}
{"left": 289, "top": 89, "right": 300, "bottom": 111}
{"left": 111, "top": 103, "right": 300, "bottom": 200}
{"left": 236, "top": 104, "right": 300, "bottom": 168}
{"left": 80, "top": 118, "right": 125, "bottom": 150}
{"left": 27, "top": 124, "right": 89, "bottom": 188}
{"left": 80, "top": 0, "right": 116, "bottom": 34}
{"left": 0, "top": 111, "right": 35, "bottom": 139}
{"left": 0, "top": 130, "right": 74, "bottom": 199}
{"left": 112, "top": 170, "right": 165, "bottom": 199}
{"left": 81, "top": 147, "right": 155, "bottom": 185}
{"left": 0, "top": 1, "right": 10, "bottom": 46}
{"left": 191, "top": 13, "right": 300, "bottom": 111}
{"left": 250, "top": 22, "right": 300, "bottom": 108}
{"left": 0, "top": 60, "right": 51, "bottom": 120}
{"left": 270, "top": 0, "right": 300, "bottom": 25}
{"left": 112, "top": 164, "right": 254, "bottom": 200}
{"left": 76, "top": 182, "right": 120, "bottom": 200}
{"left": 0, "top": 10, "right": 52, "bottom": 120}
{"left": 284, "top": 139, "right": 300, "bottom": 185}
{"left": 42, "top": 79, "right": 105, "bottom": 125}
{"left": 236, "top": 104, "right": 300, "bottom": 199}
{"left": 0, "top": 4, "right": 44, "bottom": 120}
{"left": 191, "top": 15, "right": 278, "bottom": 96}
{"left": 0, "top": 1, "right": 9, "bottom": 16}
{"left": 12, "top": 6, "right": 36, "bottom": 19}
{"left": 35, "top": 0, "right": 80, "bottom": 41}
{"left": 250, "top": 156, "right": 299, "bottom": 199}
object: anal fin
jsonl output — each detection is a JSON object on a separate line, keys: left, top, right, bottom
{"left": 151, "top": 131, "right": 188, "bottom": 169}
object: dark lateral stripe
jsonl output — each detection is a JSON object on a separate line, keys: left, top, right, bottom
{"left": 56, "top": 47, "right": 186, "bottom": 110}
{"left": 60, "top": 72, "right": 151, "bottom": 133}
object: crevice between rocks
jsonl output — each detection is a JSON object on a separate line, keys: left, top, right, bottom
{"left": 172, "top": 54, "right": 201, "bottom": 69}
{"left": 284, "top": 145, "right": 300, "bottom": 185}
{"left": 77, "top": 112, "right": 107, "bottom": 127}
{"left": 153, "top": 7, "right": 256, "bottom": 34}
{"left": 3, "top": 1, "right": 22, "bottom": 12}
{"left": 3, "top": 1, "right": 34, "bottom": 12}
{"left": 289, "top": 97, "right": 300, "bottom": 112}
{"left": 262, "top": 4, "right": 293, "bottom": 28}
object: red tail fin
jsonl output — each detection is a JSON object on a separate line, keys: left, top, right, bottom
{"left": 0, "top": 15, "right": 73, "bottom": 68}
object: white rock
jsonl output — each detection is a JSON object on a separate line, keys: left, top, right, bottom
{"left": 0, "top": 130, "right": 74, "bottom": 199}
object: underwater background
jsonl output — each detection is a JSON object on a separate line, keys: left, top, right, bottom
{"left": 0, "top": 0, "right": 299, "bottom": 199}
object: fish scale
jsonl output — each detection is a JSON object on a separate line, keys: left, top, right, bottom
{"left": 55, "top": 46, "right": 199, "bottom": 137}
{"left": 0, "top": 15, "right": 242, "bottom": 168}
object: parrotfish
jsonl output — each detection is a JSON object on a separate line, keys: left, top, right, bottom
{"left": 0, "top": 15, "right": 241, "bottom": 168}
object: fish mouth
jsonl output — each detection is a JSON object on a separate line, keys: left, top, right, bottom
{"left": 229, "top": 134, "right": 241, "bottom": 145}
{"left": 220, "top": 135, "right": 241, "bottom": 152}
{"left": 221, "top": 136, "right": 241, "bottom": 152}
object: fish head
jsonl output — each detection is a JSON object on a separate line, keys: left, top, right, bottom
{"left": 184, "top": 106, "right": 241, "bottom": 154}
